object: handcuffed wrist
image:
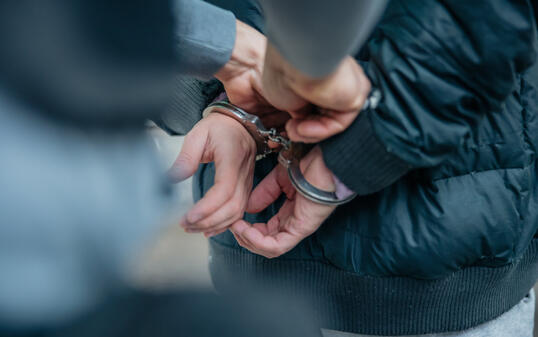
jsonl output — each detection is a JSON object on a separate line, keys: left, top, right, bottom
{"left": 202, "top": 96, "right": 276, "bottom": 158}
{"left": 332, "top": 175, "right": 355, "bottom": 200}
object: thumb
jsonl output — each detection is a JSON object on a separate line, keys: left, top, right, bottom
{"left": 246, "top": 165, "right": 292, "bottom": 213}
{"left": 286, "top": 110, "right": 359, "bottom": 143}
{"left": 167, "top": 127, "right": 209, "bottom": 183}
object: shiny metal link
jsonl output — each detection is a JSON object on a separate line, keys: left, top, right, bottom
{"left": 203, "top": 101, "right": 278, "bottom": 158}
{"left": 202, "top": 91, "right": 383, "bottom": 206}
{"left": 259, "top": 129, "right": 291, "bottom": 149}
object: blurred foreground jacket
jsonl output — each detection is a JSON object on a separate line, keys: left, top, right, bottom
{"left": 0, "top": 1, "right": 321, "bottom": 336}
{"left": 0, "top": 0, "right": 179, "bottom": 329}
{"left": 0, "top": 0, "right": 238, "bottom": 127}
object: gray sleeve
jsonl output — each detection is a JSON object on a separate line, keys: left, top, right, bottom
{"left": 0, "top": 90, "right": 174, "bottom": 328}
{"left": 260, "top": 0, "right": 388, "bottom": 78}
{"left": 173, "top": 0, "right": 237, "bottom": 80}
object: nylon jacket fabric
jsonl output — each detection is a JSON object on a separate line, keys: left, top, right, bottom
{"left": 203, "top": 0, "right": 538, "bottom": 280}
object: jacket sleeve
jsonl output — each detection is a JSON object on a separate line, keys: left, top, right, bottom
{"left": 260, "top": 0, "right": 387, "bottom": 78}
{"left": 320, "top": 0, "right": 537, "bottom": 195}
{"left": 155, "top": 0, "right": 236, "bottom": 134}
{"left": 173, "top": 0, "right": 236, "bottom": 80}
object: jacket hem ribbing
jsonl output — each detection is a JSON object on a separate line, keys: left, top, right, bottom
{"left": 208, "top": 238, "right": 538, "bottom": 336}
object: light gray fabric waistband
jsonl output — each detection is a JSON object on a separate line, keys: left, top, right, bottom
{"left": 322, "top": 289, "right": 535, "bottom": 336}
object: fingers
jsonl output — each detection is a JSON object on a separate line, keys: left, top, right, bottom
{"left": 285, "top": 109, "right": 360, "bottom": 143}
{"left": 258, "top": 110, "right": 290, "bottom": 129}
{"left": 183, "top": 141, "right": 246, "bottom": 224}
{"left": 230, "top": 148, "right": 334, "bottom": 259}
{"left": 203, "top": 227, "right": 228, "bottom": 238}
{"left": 177, "top": 113, "right": 259, "bottom": 237}
{"left": 287, "top": 118, "right": 323, "bottom": 142}
{"left": 183, "top": 199, "right": 239, "bottom": 233}
{"left": 182, "top": 183, "right": 248, "bottom": 233}
{"left": 262, "top": 52, "right": 370, "bottom": 143}
{"left": 232, "top": 200, "right": 298, "bottom": 258}
{"left": 288, "top": 57, "right": 370, "bottom": 112}
{"left": 246, "top": 164, "right": 294, "bottom": 213}
{"left": 231, "top": 219, "right": 299, "bottom": 259}
{"left": 168, "top": 127, "right": 208, "bottom": 183}
{"left": 182, "top": 143, "right": 256, "bottom": 232}
{"left": 245, "top": 167, "right": 281, "bottom": 213}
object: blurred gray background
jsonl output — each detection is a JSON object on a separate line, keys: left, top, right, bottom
{"left": 129, "top": 126, "right": 212, "bottom": 291}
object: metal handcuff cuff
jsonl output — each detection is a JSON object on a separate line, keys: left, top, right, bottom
{"left": 202, "top": 89, "right": 381, "bottom": 206}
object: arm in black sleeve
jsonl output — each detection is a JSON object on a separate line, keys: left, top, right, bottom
{"left": 321, "top": 0, "right": 537, "bottom": 195}
{"left": 153, "top": 77, "right": 223, "bottom": 136}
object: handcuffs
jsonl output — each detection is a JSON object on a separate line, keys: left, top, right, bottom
{"left": 202, "top": 90, "right": 381, "bottom": 206}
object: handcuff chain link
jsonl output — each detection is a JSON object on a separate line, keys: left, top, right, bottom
{"left": 259, "top": 128, "right": 291, "bottom": 150}
{"left": 258, "top": 88, "right": 381, "bottom": 154}
{"left": 257, "top": 89, "right": 381, "bottom": 154}
{"left": 205, "top": 88, "right": 382, "bottom": 205}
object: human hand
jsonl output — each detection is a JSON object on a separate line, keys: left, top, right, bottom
{"left": 168, "top": 113, "right": 256, "bottom": 238}
{"left": 215, "top": 20, "right": 289, "bottom": 130}
{"left": 215, "top": 21, "right": 271, "bottom": 114}
{"left": 230, "top": 146, "right": 336, "bottom": 258}
{"left": 262, "top": 43, "right": 371, "bottom": 143}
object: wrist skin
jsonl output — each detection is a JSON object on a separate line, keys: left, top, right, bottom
{"left": 312, "top": 146, "right": 356, "bottom": 200}
{"left": 264, "top": 43, "right": 370, "bottom": 113}
{"left": 215, "top": 20, "right": 265, "bottom": 84}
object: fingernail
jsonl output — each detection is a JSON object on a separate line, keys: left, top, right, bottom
{"left": 187, "top": 212, "right": 202, "bottom": 224}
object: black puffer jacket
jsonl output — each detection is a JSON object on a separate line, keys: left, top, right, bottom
{"left": 186, "top": 0, "right": 538, "bottom": 335}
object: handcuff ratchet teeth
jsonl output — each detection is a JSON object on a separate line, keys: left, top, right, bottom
{"left": 202, "top": 94, "right": 385, "bottom": 206}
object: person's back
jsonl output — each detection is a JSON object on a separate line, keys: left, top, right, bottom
{"left": 181, "top": 0, "right": 538, "bottom": 335}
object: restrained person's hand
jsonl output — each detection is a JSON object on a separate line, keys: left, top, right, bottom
{"left": 262, "top": 43, "right": 371, "bottom": 143}
{"left": 168, "top": 113, "right": 256, "bottom": 238}
{"left": 230, "top": 146, "right": 336, "bottom": 258}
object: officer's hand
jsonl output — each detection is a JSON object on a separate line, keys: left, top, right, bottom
{"left": 230, "top": 146, "right": 336, "bottom": 258}
{"left": 262, "top": 44, "right": 371, "bottom": 143}
{"left": 215, "top": 20, "right": 274, "bottom": 115}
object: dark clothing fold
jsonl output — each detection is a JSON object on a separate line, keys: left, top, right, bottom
{"left": 181, "top": 0, "right": 538, "bottom": 335}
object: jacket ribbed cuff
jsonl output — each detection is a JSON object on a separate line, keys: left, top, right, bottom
{"left": 154, "top": 77, "right": 223, "bottom": 136}
{"left": 320, "top": 109, "right": 412, "bottom": 195}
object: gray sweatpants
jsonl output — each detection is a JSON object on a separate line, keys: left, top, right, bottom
{"left": 322, "top": 290, "right": 535, "bottom": 337}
